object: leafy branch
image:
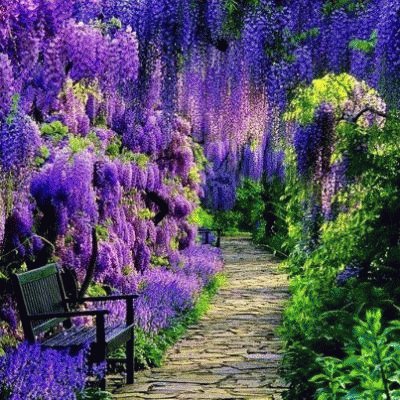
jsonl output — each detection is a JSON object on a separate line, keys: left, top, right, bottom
{"left": 311, "top": 309, "right": 400, "bottom": 399}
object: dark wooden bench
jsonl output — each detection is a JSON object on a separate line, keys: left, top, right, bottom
{"left": 12, "top": 263, "right": 137, "bottom": 389}
{"left": 198, "top": 228, "right": 222, "bottom": 248}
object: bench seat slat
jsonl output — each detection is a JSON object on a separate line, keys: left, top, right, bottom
{"left": 42, "top": 323, "right": 134, "bottom": 350}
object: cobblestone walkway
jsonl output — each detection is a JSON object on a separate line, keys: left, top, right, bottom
{"left": 114, "top": 237, "right": 289, "bottom": 399}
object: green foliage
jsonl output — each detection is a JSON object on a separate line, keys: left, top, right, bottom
{"left": 208, "top": 179, "right": 264, "bottom": 236}
{"left": 133, "top": 329, "right": 165, "bottom": 369}
{"left": 235, "top": 178, "right": 264, "bottom": 232}
{"left": 272, "top": 75, "right": 400, "bottom": 398}
{"left": 192, "top": 142, "right": 208, "bottom": 171}
{"left": 322, "top": 0, "right": 368, "bottom": 15}
{"left": 105, "top": 136, "right": 150, "bottom": 168}
{"left": 188, "top": 207, "right": 214, "bottom": 228}
{"left": 40, "top": 122, "right": 104, "bottom": 156}
{"left": 265, "top": 26, "right": 321, "bottom": 67}
{"left": 6, "top": 94, "right": 20, "bottom": 125}
{"left": 138, "top": 208, "right": 155, "bottom": 220}
{"left": 0, "top": 334, "right": 18, "bottom": 357}
{"left": 95, "top": 223, "right": 110, "bottom": 242}
{"left": 34, "top": 145, "right": 51, "bottom": 167}
{"left": 223, "top": 0, "right": 260, "bottom": 37}
{"left": 280, "top": 278, "right": 396, "bottom": 398}
{"left": 211, "top": 210, "right": 241, "bottom": 234}
{"left": 134, "top": 274, "right": 226, "bottom": 369}
{"left": 121, "top": 150, "right": 150, "bottom": 169}
{"left": 256, "top": 176, "right": 290, "bottom": 257}
{"left": 109, "top": 17, "right": 122, "bottom": 30}
{"left": 349, "top": 30, "right": 377, "bottom": 54}
{"left": 69, "top": 132, "right": 102, "bottom": 154}
{"left": 285, "top": 73, "right": 358, "bottom": 125}
{"left": 290, "top": 28, "right": 320, "bottom": 47}
{"left": 86, "top": 283, "right": 108, "bottom": 297}
{"left": 105, "top": 136, "right": 122, "bottom": 158}
{"left": 77, "top": 389, "right": 113, "bottom": 400}
{"left": 187, "top": 143, "right": 207, "bottom": 186}
{"left": 311, "top": 309, "right": 400, "bottom": 399}
{"left": 40, "top": 121, "right": 69, "bottom": 142}
{"left": 150, "top": 255, "right": 170, "bottom": 268}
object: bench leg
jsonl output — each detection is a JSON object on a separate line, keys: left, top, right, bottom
{"left": 96, "top": 314, "right": 107, "bottom": 391}
{"left": 126, "top": 297, "right": 135, "bottom": 385}
{"left": 126, "top": 337, "right": 134, "bottom": 384}
{"left": 99, "top": 375, "right": 106, "bottom": 391}
{"left": 98, "top": 344, "right": 107, "bottom": 391}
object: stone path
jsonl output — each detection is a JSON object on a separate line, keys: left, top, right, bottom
{"left": 114, "top": 237, "right": 289, "bottom": 399}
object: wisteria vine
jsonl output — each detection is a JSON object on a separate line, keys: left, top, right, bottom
{"left": 0, "top": 0, "right": 399, "bottom": 397}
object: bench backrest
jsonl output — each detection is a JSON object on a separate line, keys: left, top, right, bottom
{"left": 12, "top": 264, "right": 69, "bottom": 341}
{"left": 198, "top": 228, "right": 221, "bottom": 247}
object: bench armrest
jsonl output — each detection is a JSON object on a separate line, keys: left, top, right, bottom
{"left": 65, "top": 295, "right": 137, "bottom": 326}
{"left": 27, "top": 310, "right": 109, "bottom": 320}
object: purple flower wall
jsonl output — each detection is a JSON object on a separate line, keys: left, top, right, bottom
{"left": 0, "top": 1, "right": 223, "bottom": 363}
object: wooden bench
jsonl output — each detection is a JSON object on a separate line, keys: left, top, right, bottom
{"left": 198, "top": 228, "right": 222, "bottom": 248}
{"left": 12, "top": 263, "right": 137, "bottom": 390}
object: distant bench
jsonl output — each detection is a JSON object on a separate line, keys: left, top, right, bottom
{"left": 198, "top": 228, "right": 222, "bottom": 248}
{"left": 12, "top": 263, "right": 137, "bottom": 390}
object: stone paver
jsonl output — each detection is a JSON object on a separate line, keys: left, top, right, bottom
{"left": 114, "top": 237, "right": 289, "bottom": 399}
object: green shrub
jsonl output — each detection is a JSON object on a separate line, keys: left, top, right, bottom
{"left": 206, "top": 178, "right": 264, "bottom": 236}
{"left": 311, "top": 309, "right": 400, "bottom": 399}
{"left": 273, "top": 75, "right": 400, "bottom": 398}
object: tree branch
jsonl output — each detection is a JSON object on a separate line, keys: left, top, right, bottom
{"left": 78, "top": 227, "right": 98, "bottom": 301}
{"left": 349, "top": 107, "right": 388, "bottom": 123}
{"left": 146, "top": 191, "right": 169, "bottom": 225}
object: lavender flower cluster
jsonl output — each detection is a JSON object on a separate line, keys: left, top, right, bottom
{"left": 0, "top": 342, "right": 89, "bottom": 400}
{"left": 134, "top": 244, "right": 223, "bottom": 333}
